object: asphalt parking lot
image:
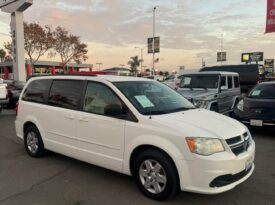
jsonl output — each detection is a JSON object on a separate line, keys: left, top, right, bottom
{"left": 0, "top": 109, "right": 274, "bottom": 205}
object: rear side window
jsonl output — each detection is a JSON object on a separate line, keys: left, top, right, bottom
{"left": 22, "top": 79, "right": 52, "bottom": 103}
{"left": 228, "top": 77, "right": 233, "bottom": 89}
{"left": 234, "top": 76, "right": 240, "bottom": 88}
{"left": 48, "top": 80, "right": 83, "bottom": 110}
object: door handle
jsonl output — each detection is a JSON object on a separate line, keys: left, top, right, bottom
{"left": 65, "top": 114, "right": 75, "bottom": 120}
{"left": 79, "top": 117, "right": 89, "bottom": 122}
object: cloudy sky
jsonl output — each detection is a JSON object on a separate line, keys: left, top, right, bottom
{"left": 0, "top": 0, "right": 274, "bottom": 71}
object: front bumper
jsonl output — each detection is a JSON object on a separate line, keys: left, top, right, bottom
{"left": 176, "top": 140, "right": 255, "bottom": 194}
{"left": 233, "top": 109, "right": 275, "bottom": 127}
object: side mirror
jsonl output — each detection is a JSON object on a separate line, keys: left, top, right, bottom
{"left": 104, "top": 104, "right": 126, "bottom": 117}
{"left": 221, "top": 86, "right": 228, "bottom": 91}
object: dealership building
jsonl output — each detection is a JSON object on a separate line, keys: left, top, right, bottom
{"left": 0, "top": 60, "right": 93, "bottom": 80}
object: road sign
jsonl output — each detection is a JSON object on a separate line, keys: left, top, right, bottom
{"left": 242, "top": 52, "right": 264, "bottom": 62}
{"left": 264, "top": 59, "right": 274, "bottom": 68}
{"left": 266, "top": 0, "right": 275, "bottom": 33}
{"left": 0, "top": 0, "right": 18, "bottom": 8}
{"left": 148, "top": 37, "right": 160, "bottom": 54}
{"left": 217, "top": 52, "right": 226, "bottom": 62}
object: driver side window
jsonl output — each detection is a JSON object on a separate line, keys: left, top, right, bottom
{"left": 83, "top": 82, "right": 122, "bottom": 115}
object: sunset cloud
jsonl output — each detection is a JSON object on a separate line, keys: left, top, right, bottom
{"left": 0, "top": 0, "right": 274, "bottom": 71}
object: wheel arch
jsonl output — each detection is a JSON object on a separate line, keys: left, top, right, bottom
{"left": 22, "top": 116, "right": 46, "bottom": 142}
{"left": 231, "top": 96, "right": 240, "bottom": 109}
{"left": 124, "top": 135, "right": 184, "bottom": 179}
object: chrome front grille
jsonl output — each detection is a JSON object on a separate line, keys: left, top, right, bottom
{"left": 226, "top": 132, "right": 251, "bottom": 156}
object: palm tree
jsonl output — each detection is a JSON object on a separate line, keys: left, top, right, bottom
{"left": 128, "top": 56, "right": 142, "bottom": 76}
{"left": 0, "top": 49, "right": 6, "bottom": 63}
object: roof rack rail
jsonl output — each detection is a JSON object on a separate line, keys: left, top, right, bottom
{"left": 26, "top": 74, "right": 98, "bottom": 80}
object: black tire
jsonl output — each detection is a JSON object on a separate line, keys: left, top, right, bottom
{"left": 210, "top": 103, "right": 219, "bottom": 112}
{"left": 24, "top": 125, "right": 45, "bottom": 158}
{"left": 133, "top": 149, "right": 179, "bottom": 201}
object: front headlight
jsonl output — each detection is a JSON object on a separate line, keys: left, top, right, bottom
{"left": 186, "top": 137, "right": 225, "bottom": 156}
{"left": 237, "top": 100, "right": 244, "bottom": 111}
{"left": 193, "top": 100, "right": 207, "bottom": 108}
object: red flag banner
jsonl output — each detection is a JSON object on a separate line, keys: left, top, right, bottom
{"left": 266, "top": 0, "right": 275, "bottom": 33}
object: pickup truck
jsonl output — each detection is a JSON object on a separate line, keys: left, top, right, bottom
{"left": 0, "top": 78, "right": 8, "bottom": 113}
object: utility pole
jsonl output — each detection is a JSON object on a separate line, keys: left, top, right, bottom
{"left": 221, "top": 33, "right": 223, "bottom": 66}
{"left": 152, "top": 6, "right": 158, "bottom": 76}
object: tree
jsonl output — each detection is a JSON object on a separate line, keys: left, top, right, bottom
{"left": 128, "top": 56, "right": 142, "bottom": 76}
{"left": 52, "top": 26, "right": 88, "bottom": 69}
{"left": 24, "top": 22, "right": 55, "bottom": 68}
{"left": 2, "top": 43, "right": 12, "bottom": 62}
{"left": 0, "top": 49, "right": 6, "bottom": 62}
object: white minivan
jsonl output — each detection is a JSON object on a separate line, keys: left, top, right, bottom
{"left": 15, "top": 75, "right": 255, "bottom": 200}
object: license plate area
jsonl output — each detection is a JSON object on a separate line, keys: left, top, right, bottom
{"left": 250, "top": 119, "right": 263, "bottom": 127}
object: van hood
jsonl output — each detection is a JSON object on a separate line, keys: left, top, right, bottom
{"left": 178, "top": 89, "right": 218, "bottom": 100}
{"left": 152, "top": 109, "right": 247, "bottom": 140}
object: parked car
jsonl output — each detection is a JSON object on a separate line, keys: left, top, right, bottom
{"left": 233, "top": 81, "right": 275, "bottom": 128}
{"left": 0, "top": 78, "right": 8, "bottom": 112}
{"left": 143, "top": 75, "right": 164, "bottom": 81}
{"left": 163, "top": 74, "right": 182, "bottom": 90}
{"left": 200, "top": 64, "right": 259, "bottom": 94}
{"left": 16, "top": 75, "right": 255, "bottom": 200}
{"left": 4, "top": 80, "right": 26, "bottom": 108}
{"left": 177, "top": 72, "right": 241, "bottom": 114}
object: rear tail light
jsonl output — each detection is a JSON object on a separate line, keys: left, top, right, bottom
{"left": 15, "top": 102, "right": 19, "bottom": 116}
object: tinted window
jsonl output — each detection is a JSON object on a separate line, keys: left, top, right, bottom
{"left": 234, "top": 76, "right": 240, "bottom": 88}
{"left": 249, "top": 84, "right": 275, "bottom": 99}
{"left": 180, "top": 75, "right": 219, "bottom": 89}
{"left": 228, "top": 77, "right": 233, "bottom": 89}
{"left": 83, "top": 82, "right": 122, "bottom": 115}
{"left": 48, "top": 80, "right": 82, "bottom": 110}
{"left": 114, "top": 81, "right": 194, "bottom": 115}
{"left": 22, "top": 79, "right": 52, "bottom": 103}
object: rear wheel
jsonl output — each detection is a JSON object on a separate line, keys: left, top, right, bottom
{"left": 133, "top": 149, "right": 179, "bottom": 201}
{"left": 24, "top": 125, "right": 45, "bottom": 158}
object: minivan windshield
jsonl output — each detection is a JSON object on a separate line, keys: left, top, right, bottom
{"left": 114, "top": 81, "right": 195, "bottom": 115}
{"left": 180, "top": 75, "right": 220, "bottom": 89}
{"left": 248, "top": 83, "right": 275, "bottom": 99}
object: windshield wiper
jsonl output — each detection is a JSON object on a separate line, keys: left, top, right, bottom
{"left": 143, "top": 110, "right": 167, "bottom": 115}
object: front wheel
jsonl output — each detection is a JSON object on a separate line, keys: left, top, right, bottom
{"left": 133, "top": 149, "right": 179, "bottom": 201}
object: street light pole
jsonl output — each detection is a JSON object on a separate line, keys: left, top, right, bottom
{"left": 221, "top": 34, "right": 223, "bottom": 66}
{"left": 152, "top": 6, "right": 157, "bottom": 76}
